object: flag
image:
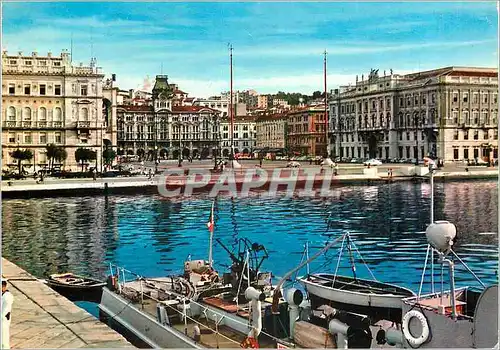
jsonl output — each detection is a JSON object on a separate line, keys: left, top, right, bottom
{"left": 207, "top": 202, "right": 215, "bottom": 233}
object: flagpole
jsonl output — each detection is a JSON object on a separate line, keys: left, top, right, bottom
{"left": 208, "top": 200, "right": 215, "bottom": 268}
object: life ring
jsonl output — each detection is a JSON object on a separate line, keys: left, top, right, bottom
{"left": 402, "top": 309, "right": 430, "bottom": 348}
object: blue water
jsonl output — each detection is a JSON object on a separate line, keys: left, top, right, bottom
{"left": 2, "top": 180, "right": 498, "bottom": 317}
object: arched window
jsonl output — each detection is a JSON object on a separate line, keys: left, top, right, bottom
{"left": 7, "top": 106, "right": 16, "bottom": 121}
{"left": 23, "top": 107, "right": 32, "bottom": 120}
{"left": 81, "top": 107, "right": 88, "bottom": 121}
{"left": 379, "top": 113, "right": 384, "bottom": 127}
{"left": 39, "top": 107, "right": 47, "bottom": 121}
{"left": 54, "top": 107, "right": 62, "bottom": 121}
{"left": 399, "top": 113, "right": 403, "bottom": 127}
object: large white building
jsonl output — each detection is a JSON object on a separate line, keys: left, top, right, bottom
{"left": 2, "top": 50, "right": 115, "bottom": 172}
{"left": 117, "top": 75, "right": 221, "bottom": 159}
{"left": 220, "top": 115, "right": 257, "bottom": 156}
{"left": 329, "top": 67, "right": 498, "bottom": 162}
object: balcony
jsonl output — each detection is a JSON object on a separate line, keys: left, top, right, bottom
{"left": 3, "top": 120, "right": 64, "bottom": 129}
{"left": 77, "top": 121, "right": 91, "bottom": 128}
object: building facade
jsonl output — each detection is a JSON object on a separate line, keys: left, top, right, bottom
{"left": 220, "top": 115, "right": 256, "bottom": 156}
{"left": 2, "top": 50, "right": 115, "bottom": 172}
{"left": 329, "top": 67, "right": 498, "bottom": 162}
{"left": 117, "top": 75, "right": 221, "bottom": 159}
{"left": 255, "top": 113, "right": 287, "bottom": 150}
{"left": 287, "top": 105, "right": 328, "bottom": 157}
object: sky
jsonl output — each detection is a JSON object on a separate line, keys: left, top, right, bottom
{"left": 2, "top": 1, "right": 498, "bottom": 98}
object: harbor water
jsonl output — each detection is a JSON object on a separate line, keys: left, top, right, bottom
{"left": 2, "top": 180, "right": 498, "bottom": 317}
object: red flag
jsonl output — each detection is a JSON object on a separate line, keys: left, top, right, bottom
{"left": 207, "top": 202, "right": 214, "bottom": 233}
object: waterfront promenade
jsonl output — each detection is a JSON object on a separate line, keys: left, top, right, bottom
{"left": 1, "top": 161, "right": 497, "bottom": 198}
{"left": 1, "top": 258, "right": 134, "bottom": 349}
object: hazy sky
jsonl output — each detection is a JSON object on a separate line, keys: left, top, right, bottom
{"left": 2, "top": 2, "right": 498, "bottom": 97}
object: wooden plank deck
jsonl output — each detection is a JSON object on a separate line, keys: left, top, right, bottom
{"left": 1, "top": 258, "right": 134, "bottom": 348}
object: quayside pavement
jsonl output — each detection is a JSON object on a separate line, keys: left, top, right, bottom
{"left": 1, "top": 258, "right": 134, "bottom": 349}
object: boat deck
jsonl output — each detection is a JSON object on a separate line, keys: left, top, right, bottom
{"left": 121, "top": 283, "right": 276, "bottom": 348}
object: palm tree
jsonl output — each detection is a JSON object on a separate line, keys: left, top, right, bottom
{"left": 75, "top": 148, "right": 97, "bottom": 171}
{"left": 45, "top": 143, "right": 57, "bottom": 171}
{"left": 103, "top": 149, "right": 116, "bottom": 166}
{"left": 54, "top": 147, "right": 67, "bottom": 169}
{"left": 10, "top": 149, "right": 33, "bottom": 175}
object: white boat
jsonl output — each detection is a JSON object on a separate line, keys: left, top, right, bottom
{"left": 298, "top": 274, "right": 414, "bottom": 321}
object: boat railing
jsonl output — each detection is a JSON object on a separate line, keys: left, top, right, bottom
{"left": 107, "top": 263, "right": 285, "bottom": 347}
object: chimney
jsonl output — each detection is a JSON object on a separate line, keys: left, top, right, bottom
{"left": 32, "top": 51, "right": 37, "bottom": 57}
{"left": 47, "top": 52, "right": 52, "bottom": 58}
{"left": 18, "top": 51, "right": 23, "bottom": 56}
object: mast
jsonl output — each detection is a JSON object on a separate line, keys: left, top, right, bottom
{"left": 229, "top": 44, "right": 234, "bottom": 160}
{"left": 324, "top": 50, "right": 328, "bottom": 158}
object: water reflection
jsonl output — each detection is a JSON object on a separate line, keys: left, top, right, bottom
{"left": 2, "top": 181, "right": 498, "bottom": 297}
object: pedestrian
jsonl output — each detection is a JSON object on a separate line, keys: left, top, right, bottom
{"left": 92, "top": 168, "right": 97, "bottom": 181}
{"left": 148, "top": 168, "right": 153, "bottom": 180}
{"left": 334, "top": 163, "right": 339, "bottom": 176}
{"left": 2, "top": 278, "right": 14, "bottom": 349}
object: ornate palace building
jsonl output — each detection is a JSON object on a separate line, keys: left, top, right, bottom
{"left": 329, "top": 67, "right": 498, "bottom": 162}
{"left": 287, "top": 104, "right": 328, "bottom": 157}
{"left": 2, "top": 50, "right": 116, "bottom": 171}
{"left": 117, "top": 75, "right": 221, "bottom": 159}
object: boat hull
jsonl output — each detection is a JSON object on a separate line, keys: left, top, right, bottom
{"left": 298, "top": 274, "right": 415, "bottom": 323}
{"left": 98, "top": 287, "right": 202, "bottom": 349}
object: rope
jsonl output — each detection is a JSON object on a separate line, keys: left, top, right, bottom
{"left": 349, "top": 238, "right": 377, "bottom": 281}
{"left": 332, "top": 233, "right": 346, "bottom": 286}
{"left": 418, "top": 244, "right": 431, "bottom": 299}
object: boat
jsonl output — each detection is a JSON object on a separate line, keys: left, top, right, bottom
{"left": 46, "top": 272, "right": 106, "bottom": 302}
{"left": 296, "top": 233, "right": 415, "bottom": 323}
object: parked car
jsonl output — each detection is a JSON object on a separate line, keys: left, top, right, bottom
{"left": 364, "top": 159, "right": 383, "bottom": 166}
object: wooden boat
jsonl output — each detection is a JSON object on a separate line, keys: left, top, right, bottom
{"left": 298, "top": 273, "right": 415, "bottom": 322}
{"left": 47, "top": 272, "right": 106, "bottom": 290}
{"left": 46, "top": 273, "right": 106, "bottom": 302}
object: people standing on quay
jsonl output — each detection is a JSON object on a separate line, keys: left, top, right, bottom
{"left": 2, "top": 278, "right": 14, "bottom": 349}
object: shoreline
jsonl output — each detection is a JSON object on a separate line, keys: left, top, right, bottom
{"left": 1, "top": 169, "right": 497, "bottom": 198}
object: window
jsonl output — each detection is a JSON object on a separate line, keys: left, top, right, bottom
{"left": 7, "top": 106, "right": 16, "bottom": 120}
{"left": 453, "top": 149, "right": 459, "bottom": 160}
{"left": 453, "top": 131, "right": 459, "bottom": 140}
{"left": 54, "top": 107, "right": 62, "bottom": 121}
{"left": 55, "top": 132, "right": 62, "bottom": 144}
{"left": 8, "top": 133, "right": 16, "bottom": 143}
{"left": 431, "top": 93, "right": 436, "bottom": 104}
{"left": 24, "top": 85, "right": 31, "bottom": 95}
{"left": 464, "top": 130, "right": 469, "bottom": 140}
{"left": 53, "top": 61, "right": 61, "bottom": 67}
{"left": 494, "top": 94, "right": 498, "bottom": 103}
{"left": 81, "top": 85, "right": 88, "bottom": 96}
{"left": 24, "top": 132, "right": 32, "bottom": 144}
{"left": 464, "top": 148, "right": 469, "bottom": 159}
{"left": 495, "top": 130, "right": 498, "bottom": 140}
{"left": 8, "top": 84, "right": 15, "bottom": 95}
{"left": 39, "top": 107, "right": 47, "bottom": 120}
{"left": 452, "top": 110, "right": 458, "bottom": 124}
{"left": 25, "top": 60, "right": 32, "bottom": 66}
{"left": 399, "top": 132, "right": 402, "bottom": 140}
{"left": 81, "top": 108, "right": 88, "bottom": 120}
{"left": 9, "top": 60, "right": 17, "bottom": 65}
{"left": 39, "top": 132, "right": 47, "bottom": 144}
{"left": 473, "top": 111, "right": 479, "bottom": 124}
{"left": 40, "top": 84, "right": 46, "bottom": 95}
{"left": 484, "top": 130, "right": 489, "bottom": 140}
{"left": 55, "top": 85, "right": 61, "bottom": 95}
{"left": 422, "top": 96, "right": 426, "bottom": 104}
{"left": 23, "top": 107, "right": 31, "bottom": 120}
{"left": 453, "top": 92, "right": 458, "bottom": 103}
{"left": 483, "top": 93, "right": 488, "bottom": 103}
{"left": 39, "top": 60, "right": 47, "bottom": 66}
{"left": 406, "top": 132, "right": 410, "bottom": 140}
{"left": 473, "top": 93, "right": 479, "bottom": 104}
{"left": 473, "top": 131, "right": 479, "bottom": 140}
{"left": 463, "top": 93, "right": 468, "bottom": 103}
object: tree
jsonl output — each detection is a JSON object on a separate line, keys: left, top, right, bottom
{"left": 75, "top": 148, "right": 97, "bottom": 171}
{"left": 54, "top": 147, "right": 67, "bottom": 167}
{"left": 103, "top": 149, "right": 117, "bottom": 166}
{"left": 45, "top": 143, "right": 57, "bottom": 171}
{"left": 10, "top": 149, "right": 33, "bottom": 175}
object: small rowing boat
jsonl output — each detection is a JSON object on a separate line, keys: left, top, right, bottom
{"left": 46, "top": 273, "right": 106, "bottom": 302}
